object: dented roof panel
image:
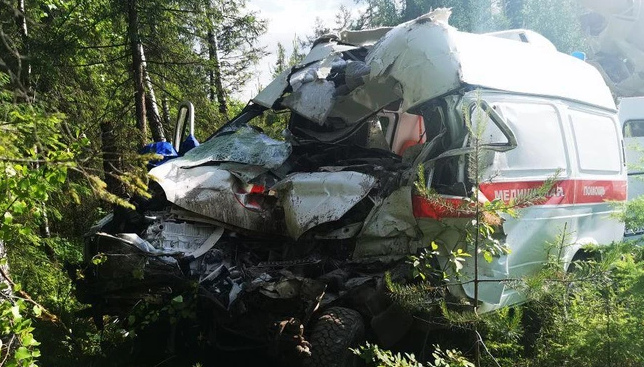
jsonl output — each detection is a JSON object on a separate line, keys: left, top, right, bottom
{"left": 365, "top": 12, "right": 462, "bottom": 112}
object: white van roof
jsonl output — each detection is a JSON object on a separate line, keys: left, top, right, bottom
{"left": 456, "top": 31, "right": 615, "bottom": 110}
{"left": 366, "top": 12, "right": 616, "bottom": 112}
{"left": 253, "top": 9, "right": 616, "bottom": 125}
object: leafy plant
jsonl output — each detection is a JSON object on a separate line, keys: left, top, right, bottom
{"left": 353, "top": 342, "right": 474, "bottom": 367}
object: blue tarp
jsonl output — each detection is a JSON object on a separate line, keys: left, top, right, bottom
{"left": 140, "top": 141, "right": 178, "bottom": 169}
{"left": 141, "top": 135, "right": 201, "bottom": 169}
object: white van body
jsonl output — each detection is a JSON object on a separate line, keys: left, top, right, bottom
{"left": 154, "top": 10, "right": 627, "bottom": 312}
{"left": 411, "top": 91, "right": 626, "bottom": 311}
{"left": 619, "top": 97, "right": 644, "bottom": 238}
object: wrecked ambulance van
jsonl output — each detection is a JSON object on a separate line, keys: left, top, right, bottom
{"left": 77, "top": 9, "right": 626, "bottom": 365}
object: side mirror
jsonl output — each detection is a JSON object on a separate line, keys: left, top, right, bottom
{"left": 173, "top": 101, "right": 195, "bottom": 153}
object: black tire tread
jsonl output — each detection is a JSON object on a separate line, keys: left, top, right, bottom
{"left": 304, "top": 307, "right": 364, "bottom": 367}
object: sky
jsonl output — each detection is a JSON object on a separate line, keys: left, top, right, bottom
{"left": 239, "top": 0, "right": 364, "bottom": 100}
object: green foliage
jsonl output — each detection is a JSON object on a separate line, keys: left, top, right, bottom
{"left": 354, "top": 0, "right": 506, "bottom": 32}
{"left": 521, "top": 0, "right": 587, "bottom": 53}
{"left": 522, "top": 242, "right": 644, "bottom": 367}
{"left": 353, "top": 342, "right": 474, "bottom": 367}
{"left": 0, "top": 296, "right": 41, "bottom": 367}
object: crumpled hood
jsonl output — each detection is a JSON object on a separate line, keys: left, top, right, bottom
{"left": 149, "top": 127, "right": 381, "bottom": 238}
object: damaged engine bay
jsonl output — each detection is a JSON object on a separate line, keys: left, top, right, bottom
{"left": 76, "top": 7, "right": 625, "bottom": 366}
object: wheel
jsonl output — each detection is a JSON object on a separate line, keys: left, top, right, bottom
{"left": 303, "top": 307, "right": 365, "bottom": 367}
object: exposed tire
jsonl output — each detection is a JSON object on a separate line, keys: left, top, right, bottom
{"left": 303, "top": 307, "right": 365, "bottom": 367}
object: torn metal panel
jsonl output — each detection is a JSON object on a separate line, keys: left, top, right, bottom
{"left": 252, "top": 41, "right": 358, "bottom": 110}
{"left": 314, "top": 222, "right": 364, "bottom": 240}
{"left": 112, "top": 233, "right": 181, "bottom": 256}
{"left": 353, "top": 186, "right": 421, "bottom": 258}
{"left": 339, "top": 27, "right": 392, "bottom": 46}
{"left": 327, "top": 77, "right": 403, "bottom": 125}
{"left": 252, "top": 69, "right": 290, "bottom": 109}
{"left": 282, "top": 80, "right": 337, "bottom": 124}
{"left": 215, "top": 162, "right": 270, "bottom": 183}
{"left": 364, "top": 10, "right": 462, "bottom": 112}
{"left": 91, "top": 232, "right": 183, "bottom": 282}
{"left": 150, "top": 165, "right": 283, "bottom": 235}
{"left": 144, "top": 221, "right": 224, "bottom": 258}
{"left": 281, "top": 54, "right": 357, "bottom": 124}
{"left": 300, "top": 42, "right": 357, "bottom": 65}
{"left": 274, "top": 171, "right": 377, "bottom": 239}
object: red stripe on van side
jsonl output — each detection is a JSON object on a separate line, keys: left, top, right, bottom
{"left": 413, "top": 179, "right": 626, "bottom": 219}
{"left": 411, "top": 196, "right": 476, "bottom": 220}
{"left": 479, "top": 180, "right": 574, "bottom": 205}
{"left": 572, "top": 179, "right": 627, "bottom": 204}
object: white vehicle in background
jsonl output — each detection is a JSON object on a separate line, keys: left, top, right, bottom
{"left": 620, "top": 97, "right": 644, "bottom": 238}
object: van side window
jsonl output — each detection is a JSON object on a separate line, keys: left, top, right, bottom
{"left": 487, "top": 103, "right": 566, "bottom": 179}
{"left": 624, "top": 120, "right": 644, "bottom": 137}
{"left": 470, "top": 105, "right": 508, "bottom": 146}
{"left": 569, "top": 110, "right": 621, "bottom": 173}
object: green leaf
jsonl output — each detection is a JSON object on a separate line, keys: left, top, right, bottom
{"left": 483, "top": 251, "right": 493, "bottom": 263}
{"left": 21, "top": 333, "right": 39, "bottom": 347}
{"left": 13, "top": 347, "right": 30, "bottom": 361}
{"left": 12, "top": 200, "right": 27, "bottom": 215}
{"left": 172, "top": 295, "right": 183, "bottom": 303}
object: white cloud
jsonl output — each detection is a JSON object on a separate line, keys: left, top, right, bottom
{"left": 237, "top": 0, "right": 363, "bottom": 101}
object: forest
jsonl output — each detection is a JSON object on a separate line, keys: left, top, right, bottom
{"left": 1, "top": 0, "right": 644, "bottom": 366}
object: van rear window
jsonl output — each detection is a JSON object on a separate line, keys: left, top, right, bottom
{"left": 624, "top": 120, "right": 644, "bottom": 137}
{"left": 569, "top": 110, "right": 621, "bottom": 173}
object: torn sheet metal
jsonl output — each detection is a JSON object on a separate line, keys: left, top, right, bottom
{"left": 111, "top": 233, "right": 180, "bottom": 256}
{"left": 253, "top": 69, "right": 290, "bottom": 108}
{"left": 274, "top": 171, "right": 377, "bottom": 239}
{"left": 155, "top": 126, "right": 291, "bottom": 170}
{"left": 150, "top": 164, "right": 283, "bottom": 235}
{"left": 353, "top": 186, "right": 421, "bottom": 258}
{"left": 144, "top": 221, "right": 223, "bottom": 255}
{"left": 340, "top": 27, "right": 392, "bottom": 46}
{"left": 301, "top": 42, "right": 357, "bottom": 65}
{"left": 313, "top": 222, "right": 363, "bottom": 240}
{"left": 282, "top": 80, "right": 337, "bottom": 124}
{"left": 365, "top": 10, "right": 461, "bottom": 112}
{"left": 252, "top": 41, "right": 357, "bottom": 110}
{"left": 327, "top": 77, "right": 402, "bottom": 125}
{"left": 281, "top": 54, "right": 352, "bottom": 124}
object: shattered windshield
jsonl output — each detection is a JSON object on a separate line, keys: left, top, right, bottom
{"left": 179, "top": 126, "right": 292, "bottom": 169}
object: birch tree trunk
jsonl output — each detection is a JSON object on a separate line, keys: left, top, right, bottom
{"left": 208, "top": 29, "right": 228, "bottom": 116}
{"left": 140, "top": 44, "right": 166, "bottom": 142}
{"left": 128, "top": 0, "right": 148, "bottom": 145}
{"left": 16, "top": 0, "right": 31, "bottom": 100}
